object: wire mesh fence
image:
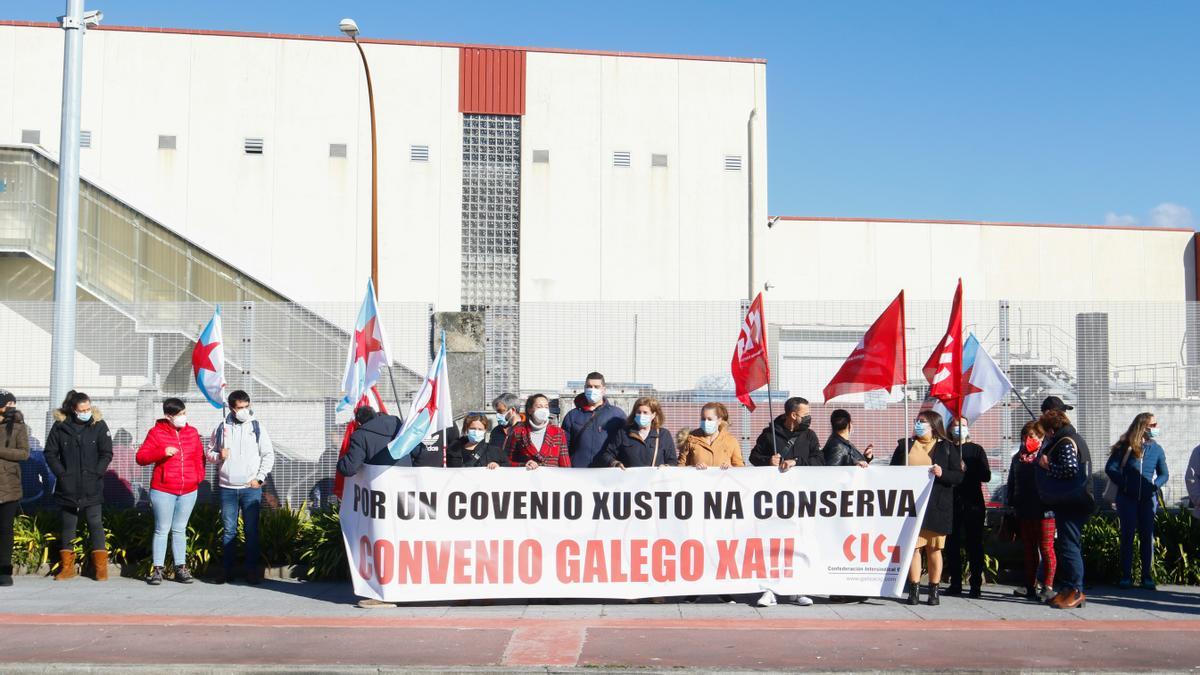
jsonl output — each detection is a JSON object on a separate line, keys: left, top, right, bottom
{"left": 3, "top": 298, "right": 1197, "bottom": 510}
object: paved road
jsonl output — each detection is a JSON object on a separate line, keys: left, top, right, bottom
{"left": 1, "top": 576, "right": 1198, "bottom": 671}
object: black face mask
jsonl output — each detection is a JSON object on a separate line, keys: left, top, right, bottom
{"left": 795, "top": 414, "right": 811, "bottom": 431}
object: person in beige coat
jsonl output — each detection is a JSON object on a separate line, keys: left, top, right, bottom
{"left": 678, "top": 402, "right": 745, "bottom": 469}
{"left": 1, "top": 389, "right": 31, "bottom": 586}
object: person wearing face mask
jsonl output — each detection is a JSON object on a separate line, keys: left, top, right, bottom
{"left": 562, "top": 372, "right": 626, "bottom": 469}
{"left": 679, "top": 402, "right": 744, "bottom": 469}
{"left": 44, "top": 390, "right": 112, "bottom": 581}
{"left": 748, "top": 397, "right": 823, "bottom": 471}
{"left": 1106, "top": 412, "right": 1169, "bottom": 590}
{"left": 506, "top": 394, "right": 571, "bottom": 468}
{"left": 1008, "top": 421, "right": 1056, "bottom": 602}
{"left": 890, "top": 410, "right": 963, "bottom": 606}
{"left": 1035, "top": 399, "right": 1095, "bottom": 610}
{"left": 598, "top": 397, "right": 676, "bottom": 469}
{"left": 448, "top": 414, "right": 506, "bottom": 468}
{"left": 136, "top": 398, "right": 205, "bottom": 586}
{"left": 822, "top": 409, "right": 873, "bottom": 468}
{"left": 490, "top": 393, "right": 524, "bottom": 448}
{"left": 207, "top": 390, "right": 275, "bottom": 584}
{"left": 943, "top": 417, "right": 991, "bottom": 598}
{"left": 0, "top": 390, "right": 30, "bottom": 587}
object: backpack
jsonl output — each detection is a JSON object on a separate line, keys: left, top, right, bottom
{"left": 214, "top": 420, "right": 260, "bottom": 451}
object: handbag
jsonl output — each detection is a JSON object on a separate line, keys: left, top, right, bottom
{"left": 1035, "top": 436, "right": 1093, "bottom": 509}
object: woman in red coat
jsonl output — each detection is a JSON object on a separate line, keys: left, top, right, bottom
{"left": 505, "top": 394, "right": 571, "bottom": 469}
{"left": 136, "top": 398, "right": 205, "bottom": 585}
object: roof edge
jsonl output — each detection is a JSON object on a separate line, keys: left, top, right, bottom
{"left": 0, "top": 20, "right": 767, "bottom": 64}
{"left": 771, "top": 215, "right": 1196, "bottom": 235}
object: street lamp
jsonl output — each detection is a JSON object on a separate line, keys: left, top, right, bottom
{"left": 339, "top": 17, "right": 380, "bottom": 295}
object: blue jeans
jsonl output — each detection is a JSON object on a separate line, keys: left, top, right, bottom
{"left": 1055, "top": 512, "right": 1089, "bottom": 592}
{"left": 220, "top": 486, "right": 262, "bottom": 572}
{"left": 1116, "top": 493, "right": 1156, "bottom": 582}
{"left": 150, "top": 489, "right": 198, "bottom": 567}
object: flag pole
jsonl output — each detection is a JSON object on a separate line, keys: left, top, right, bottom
{"left": 766, "top": 381, "right": 779, "bottom": 459}
{"left": 385, "top": 366, "right": 403, "bottom": 415}
{"left": 903, "top": 383, "right": 910, "bottom": 466}
{"left": 1011, "top": 388, "right": 1038, "bottom": 421}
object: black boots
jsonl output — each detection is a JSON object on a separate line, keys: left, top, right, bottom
{"left": 927, "top": 583, "right": 940, "bottom": 606}
{"left": 907, "top": 581, "right": 920, "bottom": 605}
{"left": 0, "top": 564, "right": 13, "bottom": 586}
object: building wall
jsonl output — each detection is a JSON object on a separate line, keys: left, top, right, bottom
{"left": 0, "top": 24, "right": 767, "bottom": 311}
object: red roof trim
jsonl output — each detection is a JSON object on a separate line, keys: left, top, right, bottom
{"left": 771, "top": 215, "right": 1196, "bottom": 235}
{"left": 0, "top": 21, "right": 766, "bottom": 64}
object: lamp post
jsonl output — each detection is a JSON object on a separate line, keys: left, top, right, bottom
{"left": 49, "top": 0, "right": 102, "bottom": 415}
{"left": 339, "top": 18, "right": 380, "bottom": 295}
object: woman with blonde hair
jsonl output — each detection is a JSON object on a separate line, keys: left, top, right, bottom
{"left": 1106, "top": 411, "right": 1169, "bottom": 589}
{"left": 597, "top": 397, "right": 675, "bottom": 468}
{"left": 679, "top": 402, "right": 743, "bottom": 469}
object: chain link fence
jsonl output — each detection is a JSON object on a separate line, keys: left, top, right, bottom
{"left": 3, "top": 298, "right": 1198, "bottom": 510}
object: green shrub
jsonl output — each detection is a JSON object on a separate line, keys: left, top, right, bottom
{"left": 258, "top": 504, "right": 308, "bottom": 566}
{"left": 297, "top": 506, "right": 349, "bottom": 581}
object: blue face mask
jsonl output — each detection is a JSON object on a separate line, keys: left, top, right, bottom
{"left": 1148, "top": 426, "right": 1161, "bottom": 439}
{"left": 467, "top": 429, "right": 486, "bottom": 444}
{"left": 701, "top": 419, "right": 719, "bottom": 435}
{"left": 495, "top": 412, "right": 508, "bottom": 428}
{"left": 914, "top": 421, "right": 930, "bottom": 438}
{"left": 635, "top": 413, "right": 653, "bottom": 429}
{"left": 585, "top": 388, "right": 603, "bottom": 405}
{"left": 76, "top": 411, "right": 92, "bottom": 423}
{"left": 950, "top": 425, "right": 967, "bottom": 440}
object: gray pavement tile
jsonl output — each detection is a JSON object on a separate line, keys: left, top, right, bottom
{"left": 522, "top": 603, "right": 604, "bottom": 619}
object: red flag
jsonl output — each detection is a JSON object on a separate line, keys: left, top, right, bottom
{"left": 731, "top": 293, "right": 770, "bottom": 411}
{"left": 333, "top": 386, "right": 388, "bottom": 499}
{"left": 823, "top": 291, "right": 907, "bottom": 402}
{"left": 923, "top": 279, "right": 964, "bottom": 418}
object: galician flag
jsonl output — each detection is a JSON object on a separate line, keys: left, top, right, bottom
{"left": 338, "top": 279, "right": 394, "bottom": 413}
{"left": 387, "top": 333, "right": 452, "bottom": 460}
{"left": 932, "top": 333, "right": 1013, "bottom": 424}
{"left": 192, "top": 306, "right": 227, "bottom": 409}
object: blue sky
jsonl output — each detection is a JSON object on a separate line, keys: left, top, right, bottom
{"left": 8, "top": 1, "right": 1198, "bottom": 227}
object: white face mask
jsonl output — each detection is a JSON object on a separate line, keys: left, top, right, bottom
{"left": 531, "top": 408, "right": 550, "bottom": 425}
{"left": 701, "top": 419, "right": 719, "bottom": 435}
{"left": 234, "top": 408, "right": 252, "bottom": 423}
{"left": 172, "top": 414, "right": 188, "bottom": 429}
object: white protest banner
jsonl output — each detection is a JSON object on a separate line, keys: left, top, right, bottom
{"left": 340, "top": 466, "right": 933, "bottom": 602}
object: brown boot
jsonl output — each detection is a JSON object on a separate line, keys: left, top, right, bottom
{"left": 91, "top": 551, "right": 109, "bottom": 581}
{"left": 1057, "top": 589, "right": 1086, "bottom": 609}
{"left": 54, "top": 550, "right": 77, "bottom": 580}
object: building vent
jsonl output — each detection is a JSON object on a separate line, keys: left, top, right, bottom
{"left": 651, "top": 153, "right": 668, "bottom": 167}
{"left": 724, "top": 154, "right": 743, "bottom": 171}
{"left": 243, "top": 137, "right": 264, "bottom": 155}
{"left": 20, "top": 129, "right": 40, "bottom": 145}
{"left": 410, "top": 144, "right": 430, "bottom": 162}
{"left": 79, "top": 130, "right": 92, "bottom": 148}
{"left": 329, "top": 143, "right": 347, "bottom": 158}
{"left": 613, "top": 151, "right": 631, "bottom": 168}
{"left": 158, "top": 135, "right": 177, "bottom": 150}
{"left": 532, "top": 149, "right": 549, "bottom": 164}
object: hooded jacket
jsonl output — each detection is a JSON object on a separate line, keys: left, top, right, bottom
{"left": 679, "top": 426, "right": 745, "bottom": 467}
{"left": 136, "top": 418, "right": 206, "bottom": 496}
{"left": 208, "top": 413, "right": 275, "bottom": 489}
{"left": 561, "top": 395, "right": 626, "bottom": 469}
{"left": 749, "top": 415, "right": 823, "bottom": 467}
{"left": 44, "top": 408, "right": 113, "bottom": 508}
{"left": 1, "top": 408, "right": 31, "bottom": 503}
{"left": 337, "top": 413, "right": 410, "bottom": 476}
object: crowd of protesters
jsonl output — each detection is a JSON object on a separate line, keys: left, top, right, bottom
{"left": 0, "top": 373, "right": 1195, "bottom": 613}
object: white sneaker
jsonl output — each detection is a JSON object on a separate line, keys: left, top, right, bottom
{"left": 755, "top": 590, "right": 777, "bottom": 607}
{"left": 791, "top": 595, "right": 814, "bottom": 606}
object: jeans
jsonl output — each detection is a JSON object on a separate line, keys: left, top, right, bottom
{"left": 945, "top": 503, "right": 986, "bottom": 590}
{"left": 60, "top": 504, "right": 105, "bottom": 551}
{"left": 220, "top": 486, "right": 262, "bottom": 572}
{"left": 1054, "top": 512, "right": 1089, "bottom": 592}
{"left": 0, "top": 500, "right": 19, "bottom": 567}
{"left": 1116, "top": 493, "right": 1156, "bottom": 582}
{"left": 150, "top": 488, "right": 198, "bottom": 567}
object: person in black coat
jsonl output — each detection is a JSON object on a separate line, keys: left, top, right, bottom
{"left": 412, "top": 425, "right": 456, "bottom": 467}
{"left": 749, "top": 397, "right": 823, "bottom": 469}
{"left": 596, "top": 397, "right": 676, "bottom": 468}
{"left": 1035, "top": 400, "right": 1095, "bottom": 610}
{"left": 822, "top": 409, "right": 874, "bottom": 468}
{"left": 43, "top": 390, "right": 112, "bottom": 580}
{"left": 447, "top": 414, "right": 507, "bottom": 468}
{"left": 1008, "top": 420, "right": 1056, "bottom": 601}
{"left": 336, "top": 407, "right": 411, "bottom": 476}
{"left": 890, "top": 410, "right": 963, "bottom": 606}
{"left": 944, "top": 417, "right": 992, "bottom": 598}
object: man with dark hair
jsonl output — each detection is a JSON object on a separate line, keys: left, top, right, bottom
{"left": 209, "top": 389, "right": 274, "bottom": 584}
{"left": 822, "top": 409, "right": 873, "bottom": 468}
{"left": 562, "top": 372, "right": 625, "bottom": 468}
{"left": 749, "top": 396, "right": 822, "bottom": 607}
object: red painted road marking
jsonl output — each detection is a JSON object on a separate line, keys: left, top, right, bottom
{"left": 501, "top": 624, "right": 586, "bottom": 667}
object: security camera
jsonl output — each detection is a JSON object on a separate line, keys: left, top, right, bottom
{"left": 83, "top": 10, "right": 103, "bottom": 27}
{"left": 767, "top": 216, "right": 780, "bottom": 228}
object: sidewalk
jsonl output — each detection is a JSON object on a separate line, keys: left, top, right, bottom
{"left": 1, "top": 576, "right": 1198, "bottom": 671}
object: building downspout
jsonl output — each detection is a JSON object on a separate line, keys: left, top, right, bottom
{"left": 747, "top": 108, "right": 758, "bottom": 301}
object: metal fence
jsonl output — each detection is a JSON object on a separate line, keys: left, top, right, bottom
{"left": 3, "top": 297, "right": 1198, "bottom": 510}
